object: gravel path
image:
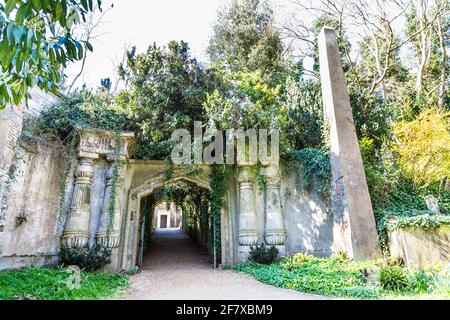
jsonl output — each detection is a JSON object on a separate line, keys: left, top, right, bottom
{"left": 125, "top": 229, "right": 327, "bottom": 300}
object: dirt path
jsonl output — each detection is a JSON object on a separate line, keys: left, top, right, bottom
{"left": 125, "top": 229, "right": 327, "bottom": 300}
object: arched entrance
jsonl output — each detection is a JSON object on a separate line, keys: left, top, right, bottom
{"left": 119, "top": 163, "right": 237, "bottom": 271}
{"left": 136, "top": 180, "right": 211, "bottom": 269}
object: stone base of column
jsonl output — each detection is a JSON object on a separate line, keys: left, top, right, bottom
{"left": 238, "top": 245, "right": 252, "bottom": 263}
{"left": 238, "top": 232, "right": 258, "bottom": 246}
{"left": 264, "top": 232, "right": 286, "bottom": 259}
{"left": 96, "top": 232, "right": 120, "bottom": 248}
{"left": 238, "top": 232, "right": 258, "bottom": 263}
{"left": 61, "top": 231, "right": 89, "bottom": 248}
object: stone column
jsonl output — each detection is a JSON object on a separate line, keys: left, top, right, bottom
{"left": 96, "top": 161, "right": 125, "bottom": 248}
{"left": 237, "top": 165, "right": 258, "bottom": 262}
{"left": 264, "top": 173, "right": 286, "bottom": 256}
{"left": 318, "top": 27, "right": 380, "bottom": 260}
{"left": 62, "top": 157, "right": 95, "bottom": 247}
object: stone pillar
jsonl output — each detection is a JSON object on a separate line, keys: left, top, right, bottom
{"left": 62, "top": 157, "right": 95, "bottom": 247}
{"left": 96, "top": 161, "right": 125, "bottom": 248}
{"left": 237, "top": 165, "right": 258, "bottom": 262}
{"left": 318, "top": 27, "right": 380, "bottom": 260}
{"left": 264, "top": 173, "right": 286, "bottom": 256}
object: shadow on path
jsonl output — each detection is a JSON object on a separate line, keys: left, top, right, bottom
{"left": 126, "top": 229, "right": 329, "bottom": 300}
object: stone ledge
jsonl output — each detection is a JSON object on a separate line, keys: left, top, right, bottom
{"left": 388, "top": 225, "right": 450, "bottom": 266}
{"left": 0, "top": 254, "right": 58, "bottom": 271}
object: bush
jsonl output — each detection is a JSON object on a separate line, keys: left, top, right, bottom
{"left": 380, "top": 264, "right": 408, "bottom": 292}
{"left": 249, "top": 243, "right": 279, "bottom": 264}
{"left": 59, "top": 245, "right": 112, "bottom": 272}
{"left": 281, "top": 253, "right": 315, "bottom": 270}
{"left": 408, "top": 269, "right": 432, "bottom": 294}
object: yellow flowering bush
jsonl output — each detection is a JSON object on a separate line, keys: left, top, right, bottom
{"left": 391, "top": 109, "right": 450, "bottom": 188}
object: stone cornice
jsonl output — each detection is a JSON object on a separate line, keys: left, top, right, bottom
{"left": 75, "top": 126, "right": 135, "bottom": 160}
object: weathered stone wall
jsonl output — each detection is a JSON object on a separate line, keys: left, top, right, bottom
{"left": 0, "top": 90, "right": 60, "bottom": 270}
{"left": 388, "top": 226, "right": 450, "bottom": 266}
{"left": 279, "top": 171, "right": 333, "bottom": 257}
{"left": 0, "top": 142, "right": 66, "bottom": 270}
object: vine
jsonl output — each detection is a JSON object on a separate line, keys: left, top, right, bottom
{"left": 284, "top": 147, "right": 331, "bottom": 197}
{"left": 207, "top": 165, "right": 230, "bottom": 265}
{"left": 54, "top": 131, "right": 78, "bottom": 234}
{"left": 0, "top": 144, "right": 24, "bottom": 231}
{"left": 108, "top": 132, "right": 122, "bottom": 233}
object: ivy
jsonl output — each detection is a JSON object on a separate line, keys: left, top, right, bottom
{"left": 381, "top": 214, "right": 450, "bottom": 233}
{"left": 107, "top": 132, "right": 122, "bottom": 232}
{"left": 207, "top": 165, "right": 230, "bottom": 265}
{"left": 54, "top": 131, "right": 78, "bottom": 234}
{"left": 285, "top": 147, "right": 331, "bottom": 197}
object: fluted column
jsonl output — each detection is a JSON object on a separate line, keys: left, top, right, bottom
{"left": 62, "top": 157, "right": 95, "bottom": 247}
{"left": 97, "top": 161, "right": 125, "bottom": 248}
{"left": 237, "top": 165, "right": 258, "bottom": 262}
{"left": 264, "top": 173, "right": 286, "bottom": 256}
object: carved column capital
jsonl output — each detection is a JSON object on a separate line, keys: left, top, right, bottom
{"left": 237, "top": 165, "right": 254, "bottom": 184}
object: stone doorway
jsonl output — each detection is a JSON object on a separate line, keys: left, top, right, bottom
{"left": 119, "top": 163, "right": 237, "bottom": 271}
{"left": 136, "top": 181, "right": 212, "bottom": 269}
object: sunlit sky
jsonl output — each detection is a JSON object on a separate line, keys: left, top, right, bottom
{"left": 64, "top": 0, "right": 409, "bottom": 90}
{"left": 65, "top": 0, "right": 228, "bottom": 89}
{"left": 64, "top": 0, "right": 301, "bottom": 90}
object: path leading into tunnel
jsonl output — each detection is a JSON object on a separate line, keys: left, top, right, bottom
{"left": 125, "top": 229, "right": 328, "bottom": 300}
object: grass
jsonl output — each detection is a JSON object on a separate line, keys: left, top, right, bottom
{"left": 0, "top": 267, "right": 129, "bottom": 300}
{"left": 232, "top": 253, "right": 450, "bottom": 300}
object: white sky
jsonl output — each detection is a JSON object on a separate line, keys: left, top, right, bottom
{"left": 65, "top": 0, "right": 229, "bottom": 90}
{"left": 64, "top": 0, "right": 412, "bottom": 90}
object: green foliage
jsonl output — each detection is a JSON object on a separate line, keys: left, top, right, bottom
{"left": 249, "top": 243, "right": 279, "bottom": 264}
{"left": 380, "top": 264, "right": 408, "bottom": 292}
{"left": 21, "top": 90, "right": 129, "bottom": 146}
{"left": 208, "top": 0, "right": 283, "bottom": 80}
{"left": 408, "top": 269, "right": 432, "bottom": 294}
{"left": 0, "top": 0, "right": 101, "bottom": 107}
{"left": 381, "top": 213, "right": 450, "bottom": 233}
{"left": 281, "top": 253, "right": 315, "bottom": 271}
{"left": 286, "top": 147, "right": 331, "bottom": 196}
{"left": 207, "top": 165, "right": 229, "bottom": 264}
{"left": 0, "top": 267, "right": 127, "bottom": 300}
{"left": 391, "top": 108, "right": 450, "bottom": 188}
{"left": 234, "top": 254, "right": 450, "bottom": 299}
{"left": 284, "top": 78, "right": 324, "bottom": 149}
{"left": 116, "top": 41, "right": 210, "bottom": 159}
{"left": 59, "top": 245, "right": 112, "bottom": 272}
{"left": 235, "top": 254, "right": 382, "bottom": 299}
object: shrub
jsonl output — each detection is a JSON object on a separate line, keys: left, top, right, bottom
{"left": 249, "top": 243, "right": 279, "bottom": 264}
{"left": 391, "top": 108, "right": 450, "bottom": 188}
{"left": 408, "top": 269, "right": 432, "bottom": 294}
{"left": 430, "top": 264, "right": 450, "bottom": 297}
{"left": 281, "top": 253, "right": 315, "bottom": 270}
{"left": 59, "top": 245, "right": 112, "bottom": 272}
{"left": 380, "top": 264, "right": 408, "bottom": 292}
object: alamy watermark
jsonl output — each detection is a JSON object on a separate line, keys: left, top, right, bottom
{"left": 170, "top": 121, "right": 279, "bottom": 166}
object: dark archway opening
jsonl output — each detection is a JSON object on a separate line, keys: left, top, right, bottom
{"left": 137, "top": 181, "right": 220, "bottom": 270}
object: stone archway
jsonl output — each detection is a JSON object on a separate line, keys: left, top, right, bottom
{"left": 120, "top": 169, "right": 218, "bottom": 271}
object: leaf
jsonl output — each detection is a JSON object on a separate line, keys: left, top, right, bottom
{"left": 26, "top": 29, "right": 35, "bottom": 50}
{"left": 5, "top": 0, "right": 18, "bottom": 15}
{"left": 85, "top": 41, "right": 93, "bottom": 52}
{"left": 80, "top": 0, "right": 88, "bottom": 11}
{"left": 31, "top": 0, "right": 42, "bottom": 11}
{"left": 6, "top": 22, "right": 15, "bottom": 43}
